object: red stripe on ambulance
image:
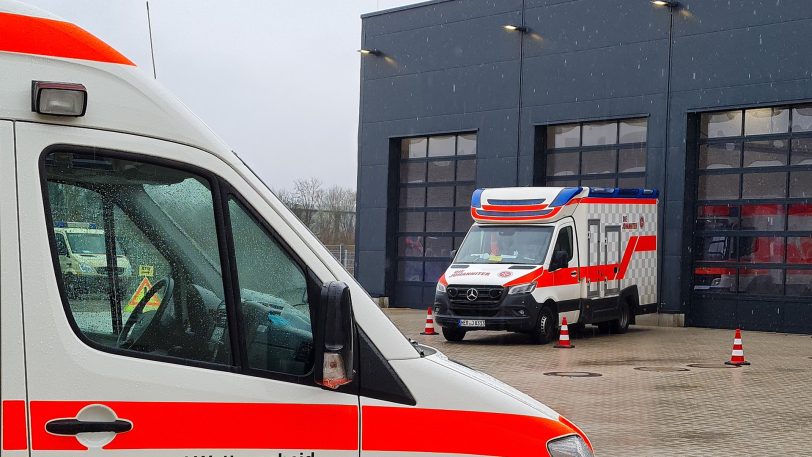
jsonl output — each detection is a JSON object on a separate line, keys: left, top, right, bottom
{"left": 361, "top": 406, "right": 581, "bottom": 457}
{"left": 29, "top": 401, "right": 358, "bottom": 451}
{"left": 0, "top": 12, "right": 134, "bottom": 65}
{"left": 1, "top": 400, "right": 28, "bottom": 450}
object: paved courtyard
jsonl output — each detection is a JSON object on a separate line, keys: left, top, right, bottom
{"left": 385, "top": 309, "right": 812, "bottom": 457}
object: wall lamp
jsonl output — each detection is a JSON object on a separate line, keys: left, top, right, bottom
{"left": 503, "top": 24, "right": 528, "bottom": 33}
{"left": 358, "top": 48, "right": 382, "bottom": 56}
{"left": 651, "top": 0, "right": 679, "bottom": 7}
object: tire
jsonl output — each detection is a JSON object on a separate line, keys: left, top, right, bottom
{"left": 531, "top": 306, "right": 557, "bottom": 344}
{"left": 442, "top": 327, "right": 466, "bottom": 342}
{"left": 610, "top": 298, "right": 632, "bottom": 334}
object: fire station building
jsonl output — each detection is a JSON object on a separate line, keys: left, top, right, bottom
{"left": 354, "top": 0, "right": 812, "bottom": 333}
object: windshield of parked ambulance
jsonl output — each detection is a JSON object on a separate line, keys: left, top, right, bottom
{"left": 455, "top": 225, "right": 554, "bottom": 265}
{"left": 67, "top": 233, "right": 124, "bottom": 256}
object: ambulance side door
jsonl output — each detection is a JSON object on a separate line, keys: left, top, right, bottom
{"left": 16, "top": 123, "right": 359, "bottom": 457}
{"left": 549, "top": 221, "right": 580, "bottom": 324}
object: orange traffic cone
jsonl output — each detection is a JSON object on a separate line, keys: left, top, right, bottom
{"left": 554, "top": 316, "right": 574, "bottom": 348}
{"left": 420, "top": 307, "right": 437, "bottom": 335}
{"left": 725, "top": 328, "right": 750, "bottom": 366}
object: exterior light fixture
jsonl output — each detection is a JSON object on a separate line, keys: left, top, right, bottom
{"left": 651, "top": 0, "right": 679, "bottom": 7}
{"left": 503, "top": 24, "right": 528, "bottom": 32}
{"left": 358, "top": 48, "right": 382, "bottom": 56}
{"left": 31, "top": 81, "right": 87, "bottom": 117}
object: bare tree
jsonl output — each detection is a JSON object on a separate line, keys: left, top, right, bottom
{"left": 274, "top": 178, "right": 356, "bottom": 247}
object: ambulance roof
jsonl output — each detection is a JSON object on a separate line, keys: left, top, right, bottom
{"left": 0, "top": 0, "right": 235, "bottom": 164}
{"left": 470, "top": 187, "right": 659, "bottom": 224}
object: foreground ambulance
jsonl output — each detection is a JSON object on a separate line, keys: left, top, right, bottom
{"left": 0, "top": 2, "right": 593, "bottom": 456}
{"left": 435, "top": 187, "right": 658, "bottom": 343}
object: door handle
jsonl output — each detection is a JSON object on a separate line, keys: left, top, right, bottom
{"left": 570, "top": 271, "right": 578, "bottom": 277}
{"left": 46, "top": 419, "right": 132, "bottom": 436}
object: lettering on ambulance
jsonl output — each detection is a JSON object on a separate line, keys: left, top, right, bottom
{"left": 0, "top": 12, "right": 134, "bottom": 65}
{"left": 1, "top": 400, "right": 28, "bottom": 451}
{"left": 502, "top": 235, "right": 657, "bottom": 287}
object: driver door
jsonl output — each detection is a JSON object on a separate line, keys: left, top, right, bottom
{"left": 16, "top": 123, "right": 359, "bottom": 456}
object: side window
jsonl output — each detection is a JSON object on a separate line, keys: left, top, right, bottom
{"left": 554, "top": 226, "right": 574, "bottom": 263}
{"left": 228, "top": 198, "right": 313, "bottom": 376}
{"left": 54, "top": 233, "right": 69, "bottom": 256}
{"left": 43, "top": 151, "right": 232, "bottom": 366}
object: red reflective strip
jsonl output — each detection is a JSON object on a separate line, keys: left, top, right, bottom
{"left": 471, "top": 206, "right": 564, "bottom": 221}
{"left": 580, "top": 198, "right": 657, "bottom": 205}
{"left": 30, "top": 401, "right": 358, "bottom": 450}
{"left": 694, "top": 267, "right": 736, "bottom": 275}
{"left": 439, "top": 273, "right": 448, "bottom": 286}
{"left": 615, "top": 236, "right": 640, "bottom": 279}
{"left": 635, "top": 235, "right": 656, "bottom": 252}
{"left": 2, "top": 400, "right": 28, "bottom": 450}
{"left": 0, "top": 12, "right": 134, "bottom": 65}
{"left": 503, "top": 267, "right": 545, "bottom": 287}
{"left": 362, "top": 406, "right": 575, "bottom": 457}
{"left": 481, "top": 203, "right": 549, "bottom": 212}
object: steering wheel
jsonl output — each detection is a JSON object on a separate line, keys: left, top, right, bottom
{"left": 118, "top": 277, "right": 175, "bottom": 349}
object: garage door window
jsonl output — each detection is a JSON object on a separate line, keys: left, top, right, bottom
{"left": 543, "top": 118, "right": 648, "bottom": 188}
{"left": 693, "top": 105, "right": 812, "bottom": 297}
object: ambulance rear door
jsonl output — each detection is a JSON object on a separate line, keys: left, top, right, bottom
{"left": 16, "top": 122, "right": 359, "bottom": 456}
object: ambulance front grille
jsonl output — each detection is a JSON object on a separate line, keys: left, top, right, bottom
{"left": 446, "top": 285, "right": 504, "bottom": 306}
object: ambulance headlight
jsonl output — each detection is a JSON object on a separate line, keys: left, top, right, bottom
{"left": 79, "top": 263, "right": 95, "bottom": 274}
{"left": 547, "top": 435, "right": 593, "bottom": 457}
{"left": 436, "top": 282, "right": 447, "bottom": 294}
{"left": 507, "top": 282, "right": 536, "bottom": 295}
{"left": 31, "top": 81, "right": 87, "bottom": 117}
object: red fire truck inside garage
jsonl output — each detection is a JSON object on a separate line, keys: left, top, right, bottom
{"left": 435, "top": 187, "right": 659, "bottom": 343}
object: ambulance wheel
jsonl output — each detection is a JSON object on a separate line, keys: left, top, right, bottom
{"left": 610, "top": 299, "right": 632, "bottom": 334}
{"left": 532, "top": 306, "right": 556, "bottom": 344}
{"left": 442, "top": 327, "right": 466, "bottom": 342}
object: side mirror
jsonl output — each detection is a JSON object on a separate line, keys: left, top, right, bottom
{"left": 549, "top": 250, "right": 569, "bottom": 271}
{"left": 449, "top": 249, "right": 457, "bottom": 260}
{"left": 315, "top": 281, "right": 355, "bottom": 389}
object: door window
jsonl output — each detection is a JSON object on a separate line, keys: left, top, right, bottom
{"left": 43, "top": 151, "right": 232, "bottom": 366}
{"left": 553, "top": 226, "right": 574, "bottom": 263}
{"left": 228, "top": 198, "right": 313, "bottom": 376}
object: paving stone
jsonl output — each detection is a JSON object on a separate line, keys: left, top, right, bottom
{"left": 385, "top": 309, "right": 812, "bottom": 456}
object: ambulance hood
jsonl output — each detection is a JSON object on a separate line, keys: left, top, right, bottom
{"left": 441, "top": 263, "right": 543, "bottom": 287}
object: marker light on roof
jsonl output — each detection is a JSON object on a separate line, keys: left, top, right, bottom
{"left": 31, "top": 81, "right": 87, "bottom": 117}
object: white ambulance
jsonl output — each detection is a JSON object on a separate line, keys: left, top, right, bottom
{"left": 0, "top": 2, "right": 593, "bottom": 456}
{"left": 435, "top": 187, "right": 658, "bottom": 343}
{"left": 52, "top": 222, "right": 133, "bottom": 297}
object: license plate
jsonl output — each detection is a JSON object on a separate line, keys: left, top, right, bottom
{"left": 459, "top": 319, "right": 486, "bottom": 328}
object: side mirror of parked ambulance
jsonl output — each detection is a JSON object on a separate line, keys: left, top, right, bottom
{"left": 315, "top": 281, "right": 355, "bottom": 389}
{"left": 449, "top": 249, "right": 457, "bottom": 260}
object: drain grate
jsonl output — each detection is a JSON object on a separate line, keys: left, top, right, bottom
{"left": 543, "top": 371, "right": 602, "bottom": 378}
{"left": 686, "top": 363, "right": 740, "bottom": 369}
{"left": 634, "top": 366, "right": 690, "bottom": 372}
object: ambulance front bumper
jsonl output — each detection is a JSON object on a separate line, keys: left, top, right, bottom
{"left": 433, "top": 291, "right": 541, "bottom": 332}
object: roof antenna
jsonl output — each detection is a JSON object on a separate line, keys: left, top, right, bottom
{"left": 146, "top": 1, "right": 157, "bottom": 79}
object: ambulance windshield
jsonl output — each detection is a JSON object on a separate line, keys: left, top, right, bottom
{"left": 455, "top": 225, "right": 554, "bottom": 265}
{"left": 67, "top": 233, "right": 124, "bottom": 256}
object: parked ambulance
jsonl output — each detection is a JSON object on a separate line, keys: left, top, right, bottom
{"left": 0, "top": 2, "right": 592, "bottom": 456}
{"left": 53, "top": 222, "right": 133, "bottom": 297}
{"left": 435, "top": 187, "right": 658, "bottom": 343}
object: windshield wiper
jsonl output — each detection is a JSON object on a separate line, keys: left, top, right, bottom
{"left": 408, "top": 338, "right": 425, "bottom": 357}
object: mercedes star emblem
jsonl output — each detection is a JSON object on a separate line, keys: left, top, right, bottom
{"left": 466, "top": 288, "right": 479, "bottom": 301}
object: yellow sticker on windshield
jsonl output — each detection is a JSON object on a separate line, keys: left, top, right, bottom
{"left": 488, "top": 255, "right": 503, "bottom": 262}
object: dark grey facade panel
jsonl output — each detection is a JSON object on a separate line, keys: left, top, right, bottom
{"left": 357, "top": 0, "right": 812, "bottom": 331}
{"left": 522, "top": 1, "right": 669, "bottom": 58}
{"left": 362, "top": 0, "right": 522, "bottom": 36}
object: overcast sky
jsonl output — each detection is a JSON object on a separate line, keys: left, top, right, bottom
{"left": 24, "top": 0, "right": 417, "bottom": 190}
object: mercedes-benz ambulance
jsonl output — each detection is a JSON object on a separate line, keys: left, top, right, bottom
{"left": 435, "top": 187, "right": 658, "bottom": 343}
{"left": 0, "top": 2, "right": 593, "bottom": 456}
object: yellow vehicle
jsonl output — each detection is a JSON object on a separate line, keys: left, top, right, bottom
{"left": 52, "top": 222, "right": 132, "bottom": 296}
